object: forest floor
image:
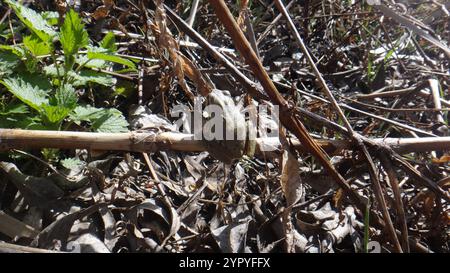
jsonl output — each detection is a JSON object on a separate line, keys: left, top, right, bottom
{"left": 0, "top": 0, "right": 449, "bottom": 253}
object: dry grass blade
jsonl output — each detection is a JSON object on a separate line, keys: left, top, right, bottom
{"left": 280, "top": 150, "right": 303, "bottom": 207}
{"left": 379, "top": 155, "right": 410, "bottom": 252}
{"left": 151, "top": 0, "right": 195, "bottom": 100}
{"left": 375, "top": 4, "right": 450, "bottom": 57}
{"left": 179, "top": 54, "right": 213, "bottom": 96}
{"left": 164, "top": 5, "right": 268, "bottom": 101}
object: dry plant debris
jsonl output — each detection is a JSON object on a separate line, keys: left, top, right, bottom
{"left": 0, "top": 0, "right": 449, "bottom": 253}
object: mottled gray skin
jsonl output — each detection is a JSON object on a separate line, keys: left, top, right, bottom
{"left": 203, "top": 89, "right": 252, "bottom": 164}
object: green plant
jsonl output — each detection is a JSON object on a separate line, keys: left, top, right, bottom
{"left": 0, "top": 1, "right": 134, "bottom": 132}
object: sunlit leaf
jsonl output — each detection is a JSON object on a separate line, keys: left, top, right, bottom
{"left": 60, "top": 9, "right": 89, "bottom": 67}
{"left": 54, "top": 84, "right": 77, "bottom": 110}
{"left": 60, "top": 157, "right": 84, "bottom": 170}
{"left": 91, "top": 109, "right": 129, "bottom": 133}
{"left": 100, "top": 32, "right": 117, "bottom": 52}
{"left": 70, "top": 105, "right": 128, "bottom": 132}
{"left": 0, "top": 103, "right": 29, "bottom": 115}
{"left": 0, "top": 50, "right": 20, "bottom": 76}
{"left": 0, "top": 74, "right": 50, "bottom": 111}
{"left": 87, "top": 51, "right": 136, "bottom": 70}
{"left": 23, "top": 35, "right": 51, "bottom": 56}
{"left": 44, "top": 65, "right": 116, "bottom": 86}
{"left": 6, "top": 0, "right": 56, "bottom": 42}
{"left": 42, "top": 104, "right": 71, "bottom": 123}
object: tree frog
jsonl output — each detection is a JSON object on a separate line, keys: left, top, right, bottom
{"left": 203, "top": 89, "right": 256, "bottom": 164}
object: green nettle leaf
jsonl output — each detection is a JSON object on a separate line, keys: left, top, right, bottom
{"left": 100, "top": 32, "right": 117, "bottom": 52}
{"left": 0, "top": 44, "right": 26, "bottom": 58}
{"left": 5, "top": 0, "right": 56, "bottom": 42}
{"left": 14, "top": 72, "right": 52, "bottom": 90}
{"left": 23, "top": 50, "right": 39, "bottom": 73}
{"left": 42, "top": 84, "right": 78, "bottom": 124}
{"left": 0, "top": 51, "right": 20, "bottom": 75}
{"left": 73, "top": 70, "right": 116, "bottom": 86}
{"left": 0, "top": 102, "right": 30, "bottom": 128}
{"left": 70, "top": 105, "right": 129, "bottom": 133}
{"left": 70, "top": 105, "right": 105, "bottom": 123}
{"left": 114, "top": 81, "right": 134, "bottom": 97}
{"left": 76, "top": 54, "right": 106, "bottom": 69}
{"left": 42, "top": 65, "right": 63, "bottom": 86}
{"left": 91, "top": 109, "right": 129, "bottom": 133}
{"left": 0, "top": 74, "right": 50, "bottom": 111}
{"left": 23, "top": 35, "right": 51, "bottom": 56}
{"left": 61, "top": 157, "right": 84, "bottom": 169}
{"left": 42, "top": 11, "right": 59, "bottom": 26}
{"left": 0, "top": 103, "right": 29, "bottom": 115}
{"left": 44, "top": 65, "right": 116, "bottom": 86}
{"left": 60, "top": 9, "right": 89, "bottom": 60}
{"left": 43, "top": 65, "right": 64, "bottom": 79}
{"left": 0, "top": 114, "right": 42, "bottom": 129}
{"left": 55, "top": 84, "right": 77, "bottom": 110}
{"left": 87, "top": 51, "right": 137, "bottom": 70}
{"left": 42, "top": 105, "right": 71, "bottom": 123}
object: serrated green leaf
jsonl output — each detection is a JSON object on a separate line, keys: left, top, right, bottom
{"left": 60, "top": 157, "right": 84, "bottom": 169}
{"left": 0, "top": 44, "right": 26, "bottom": 58}
{"left": 23, "top": 35, "right": 51, "bottom": 56}
{"left": 70, "top": 105, "right": 128, "bottom": 133}
{"left": 44, "top": 65, "right": 116, "bottom": 86}
{"left": 0, "top": 102, "right": 31, "bottom": 128}
{"left": 42, "top": 64, "right": 62, "bottom": 84}
{"left": 69, "top": 105, "right": 105, "bottom": 124}
{"left": 15, "top": 72, "right": 52, "bottom": 90}
{"left": 55, "top": 84, "right": 77, "bottom": 110}
{"left": 60, "top": 9, "right": 88, "bottom": 59}
{"left": 42, "top": 104, "right": 71, "bottom": 123}
{"left": 0, "top": 114, "right": 42, "bottom": 129}
{"left": 100, "top": 32, "right": 117, "bottom": 52}
{"left": 0, "top": 74, "right": 50, "bottom": 111}
{"left": 87, "top": 51, "right": 136, "bottom": 70}
{"left": 74, "top": 70, "right": 116, "bottom": 86}
{"left": 23, "top": 50, "right": 38, "bottom": 73}
{"left": 114, "top": 80, "right": 134, "bottom": 97}
{"left": 0, "top": 103, "right": 29, "bottom": 115}
{"left": 42, "top": 11, "right": 59, "bottom": 26}
{"left": 6, "top": 0, "right": 56, "bottom": 42}
{"left": 91, "top": 110, "right": 129, "bottom": 133}
{"left": 0, "top": 51, "right": 20, "bottom": 75}
{"left": 43, "top": 64, "right": 63, "bottom": 76}
{"left": 42, "top": 84, "right": 77, "bottom": 124}
{"left": 76, "top": 54, "right": 106, "bottom": 69}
